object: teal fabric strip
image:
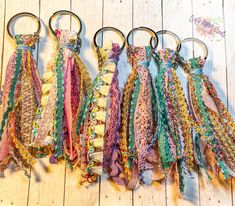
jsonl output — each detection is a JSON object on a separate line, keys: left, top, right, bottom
{"left": 128, "top": 74, "right": 140, "bottom": 169}
{"left": 177, "top": 159, "right": 185, "bottom": 193}
{"left": 155, "top": 68, "right": 175, "bottom": 169}
{"left": 195, "top": 133, "right": 211, "bottom": 179}
{"left": 54, "top": 49, "right": 64, "bottom": 157}
{"left": 76, "top": 75, "right": 99, "bottom": 134}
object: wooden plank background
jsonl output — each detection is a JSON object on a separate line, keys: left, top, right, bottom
{"left": 0, "top": 0, "right": 234, "bottom": 205}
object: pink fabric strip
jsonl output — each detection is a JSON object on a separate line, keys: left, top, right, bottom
{"left": 71, "top": 63, "right": 80, "bottom": 120}
{"left": 2, "top": 52, "right": 17, "bottom": 109}
{"left": 0, "top": 129, "right": 10, "bottom": 161}
{"left": 64, "top": 56, "right": 74, "bottom": 159}
{"left": 134, "top": 66, "right": 153, "bottom": 171}
{"left": 103, "top": 68, "right": 124, "bottom": 185}
{"left": 0, "top": 52, "right": 20, "bottom": 161}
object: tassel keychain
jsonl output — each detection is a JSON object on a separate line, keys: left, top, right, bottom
{"left": 32, "top": 11, "right": 91, "bottom": 166}
{"left": 179, "top": 38, "right": 235, "bottom": 180}
{"left": 76, "top": 27, "right": 125, "bottom": 184}
{"left": 150, "top": 30, "right": 198, "bottom": 194}
{"left": 0, "top": 13, "right": 42, "bottom": 174}
{"left": 120, "top": 27, "right": 159, "bottom": 189}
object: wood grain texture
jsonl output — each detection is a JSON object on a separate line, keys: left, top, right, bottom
{"left": 224, "top": 0, "right": 235, "bottom": 205}
{"left": 224, "top": 0, "right": 235, "bottom": 121}
{"left": 27, "top": 1, "right": 70, "bottom": 206}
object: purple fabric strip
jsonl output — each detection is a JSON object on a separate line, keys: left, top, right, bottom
{"left": 103, "top": 60, "right": 124, "bottom": 184}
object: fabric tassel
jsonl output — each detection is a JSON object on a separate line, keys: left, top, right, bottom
{"left": 153, "top": 48, "right": 196, "bottom": 193}
{"left": 120, "top": 46, "right": 158, "bottom": 189}
{"left": 76, "top": 43, "right": 123, "bottom": 184}
{"left": 184, "top": 57, "right": 235, "bottom": 179}
{"left": 32, "top": 29, "right": 91, "bottom": 166}
{"left": 0, "top": 34, "right": 41, "bottom": 174}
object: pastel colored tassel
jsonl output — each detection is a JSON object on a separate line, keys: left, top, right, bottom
{"left": 32, "top": 29, "right": 91, "bottom": 165}
{"left": 76, "top": 43, "right": 123, "bottom": 184}
{"left": 185, "top": 57, "right": 235, "bottom": 179}
{"left": 153, "top": 48, "right": 197, "bottom": 193}
{"left": 120, "top": 46, "right": 158, "bottom": 189}
{"left": 0, "top": 34, "right": 41, "bottom": 174}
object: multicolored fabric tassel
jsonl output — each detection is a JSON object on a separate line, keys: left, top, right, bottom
{"left": 153, "top": 48, "right": 198, "bottom": 193}
{"left": 121, "top": 46, "right": 159, "bottom": 189}
{"left": 185, "top": 57, "right": 235, "bottom": 179}
{"left": 32, "top": 29, "right": 91, "bottom": 165}
{"left": 0, "top": 34, "right": 41, "bottom": 174}
{"left": 76, "top": 43, "right": 123, "bottom": 184}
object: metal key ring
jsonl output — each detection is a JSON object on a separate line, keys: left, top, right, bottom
{"left": 177, "top": 37, "right": 208, "bottom": 66}
{"left": 7, "top": 12, "right": 41, "bottom": 39}
{"left": 93, "top": 27, "right": 126, "bottom": 53}
{"left": 127, "top": 27, "right": 158, "bottom": 50}
{"left": 150, "top": 30, "right": 181, "bottom": 53}
{"left": 49, "top": 10, "right": 82, "bottom": 37}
